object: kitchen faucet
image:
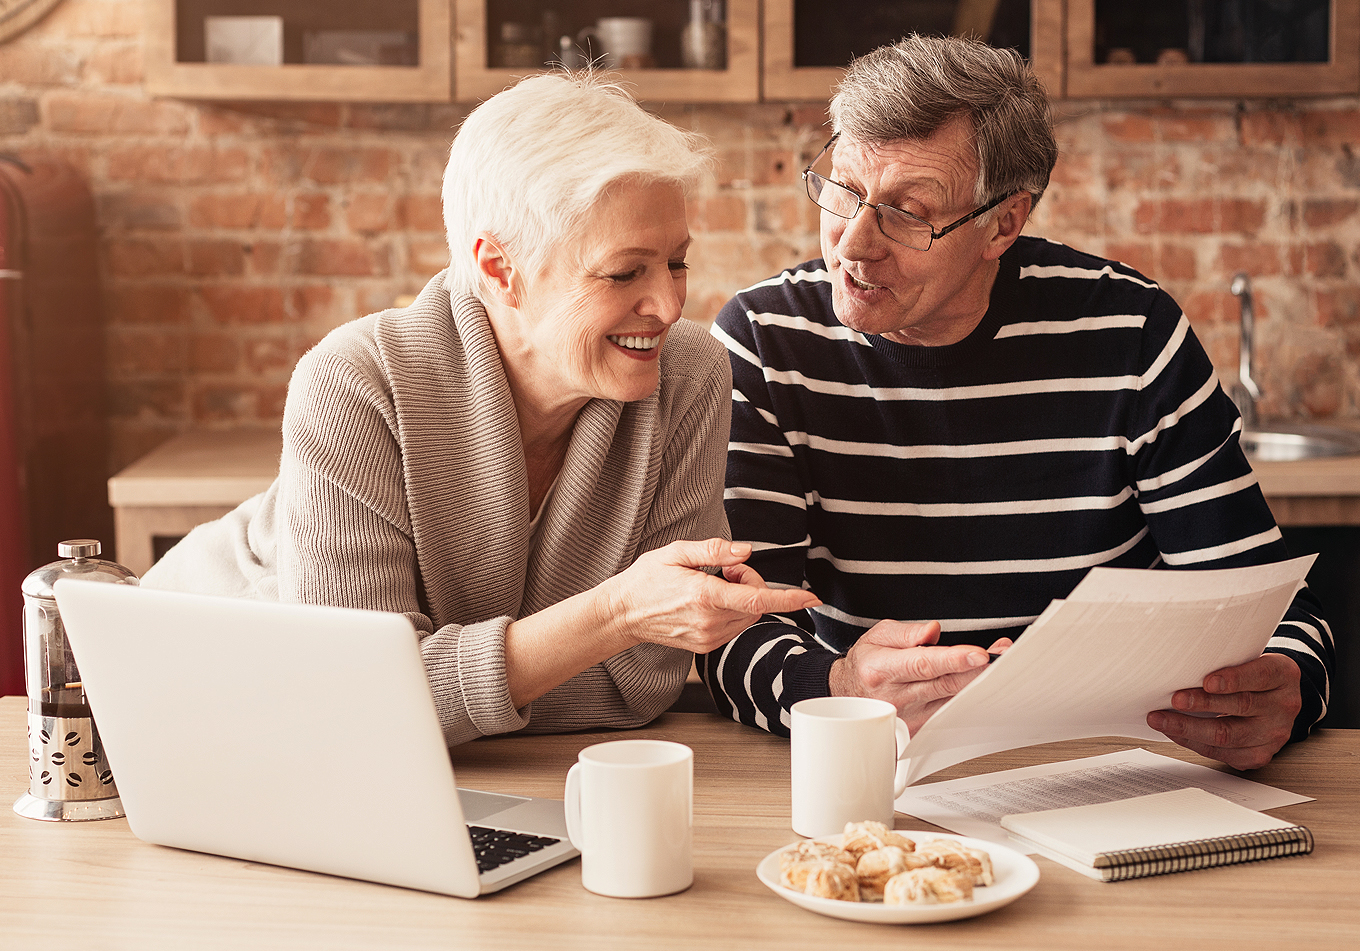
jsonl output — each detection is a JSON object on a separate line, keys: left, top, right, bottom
{"left": 1229, "top": 273, "right": 1260, "bottom": 428}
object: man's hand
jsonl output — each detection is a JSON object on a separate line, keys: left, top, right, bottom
{"left": 828, "top": 619, "right": 1011, "bottom": 734}
{"left": 1147, "top": 653, "right": 1302, "bottom": 770}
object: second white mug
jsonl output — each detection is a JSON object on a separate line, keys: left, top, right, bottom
{"left": 563, "top": 739, "right": 693, "bottom": 898}
{"left": 790, "top": 696, "right": 910, "bottom": 838}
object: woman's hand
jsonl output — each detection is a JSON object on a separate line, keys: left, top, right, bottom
{"left": 605, "top": 538, "right": 821, "bottom": 654}
{"left": 504, "top": 539, "right": 817, "bottom": 708}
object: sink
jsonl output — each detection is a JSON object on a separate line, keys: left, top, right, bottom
{"left": 1241, "top": 425, "right": 1360, "bottom": 463}
{"left": 1224, "top": 275, "right": 1360, "bottom": 464}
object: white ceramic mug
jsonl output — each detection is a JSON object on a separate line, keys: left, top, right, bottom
{"left": 564, "top": 739, "right": 693, "bottom": 898}
{"left": 577, "top": 17, "right": 653, "bottom": 68}
{"left": 790, "top": 696, "right": 911, "bottom": 838}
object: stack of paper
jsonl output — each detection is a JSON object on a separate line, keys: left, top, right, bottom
{"left": 897, "top": 556, "right": 1315, "bottom": 787}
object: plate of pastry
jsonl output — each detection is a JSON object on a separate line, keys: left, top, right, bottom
{"left": 756, "top": 820, "right": 1040, "bottom": 924}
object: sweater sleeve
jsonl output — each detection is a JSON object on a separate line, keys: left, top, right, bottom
{"left": 699, "top": 293, "right": 836, "bottom": 737}
{"left": 1125, "top": 297, "right": 1335, "bottom": 741}
{"left": 274, "top": 343, "right": 530, "bottom": 747}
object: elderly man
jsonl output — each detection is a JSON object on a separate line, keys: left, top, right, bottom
{"left": 701, "top": 34, "right": 1333, "bottom": 771}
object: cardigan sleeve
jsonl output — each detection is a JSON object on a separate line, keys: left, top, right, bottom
{"left": 274, "top": 342, "right": 531, "bottom": 747}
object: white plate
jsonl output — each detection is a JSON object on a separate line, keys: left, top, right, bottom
{"left": 756, "top": 831, "right": 1040, "bottom": 924}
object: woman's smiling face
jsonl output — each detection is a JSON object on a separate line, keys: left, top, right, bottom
{"left": 498, "top": 179, "right": 691, "bottom": 408}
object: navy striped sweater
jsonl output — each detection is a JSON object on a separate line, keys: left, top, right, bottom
{"left": 702, "top": 236, "right": 1333, "bottom": 741}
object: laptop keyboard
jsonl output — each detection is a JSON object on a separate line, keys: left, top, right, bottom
{"left": 468, "top": 825, "right": 562, "bottom": 874}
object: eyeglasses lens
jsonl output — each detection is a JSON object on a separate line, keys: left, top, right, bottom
{"left": 877, "top": 206, "right": 932, "bottom": 251}
{"left": 805, "top": 172, "right": 933, "bottom": 252}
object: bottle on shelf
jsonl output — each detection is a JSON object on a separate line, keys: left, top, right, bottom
{"left": 681, "top": 0, "right": 726, "bottom": 70}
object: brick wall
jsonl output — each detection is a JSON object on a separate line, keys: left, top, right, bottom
{"left": 2, "top": 0, "right": 1358, "bottom": 474}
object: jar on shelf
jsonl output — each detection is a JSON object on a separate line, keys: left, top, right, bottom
{"left": 682, "top": 0, "right": 726, "bottom": 70}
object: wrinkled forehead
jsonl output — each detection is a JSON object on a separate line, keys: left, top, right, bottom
{"left": 828, "top": 127, "right": 979, "bottom": 205}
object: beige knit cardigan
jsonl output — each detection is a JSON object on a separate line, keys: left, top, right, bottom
{"left": 143, "top": 273, "right": 732, "bottom": 746}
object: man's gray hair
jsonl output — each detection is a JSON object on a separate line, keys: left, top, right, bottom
{"left": 443, "top": 72, "right": 712, "bottom": 301}
{"left": 829, "top": 34, "right": 1057, "bottom": 209}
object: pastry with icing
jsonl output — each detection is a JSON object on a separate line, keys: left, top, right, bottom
{"left": 883, "top": 865, "right": 974, "bottom": 905}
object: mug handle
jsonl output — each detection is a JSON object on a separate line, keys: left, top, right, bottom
{"left": 891, "top": 717, "right": 912, "bottom": 797}
{"left": 564, "top": 761, "right": 585, "bottom": 851}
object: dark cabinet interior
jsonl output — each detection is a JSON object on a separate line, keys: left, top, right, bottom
{"left": 1093, "top": 0, "right": 1329, "bottom": 66}
{"left": 792, "top": 0, "right": 1032, "bottom": 68}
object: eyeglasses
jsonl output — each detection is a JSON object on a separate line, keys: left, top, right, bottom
{"left": 802, "top": 134, "right": 1014, "bottom": 252}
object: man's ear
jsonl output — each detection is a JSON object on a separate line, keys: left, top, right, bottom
{"left": 983, "top": 192, "right": 1033, "bottom": 262}
{"left": 474, "top": 233, "right": 519, "bottom": 306}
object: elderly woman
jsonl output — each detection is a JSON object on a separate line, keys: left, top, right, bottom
{"left": 144, "top": 74, "right": 818, "bottom": 745}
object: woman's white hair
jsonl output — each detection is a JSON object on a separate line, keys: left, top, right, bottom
{"left": 443, "top": 72, "right": 712, "bottom": 301}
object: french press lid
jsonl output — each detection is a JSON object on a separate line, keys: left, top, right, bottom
{"left": 22, "top": 539, "right": 138, "bottom": 600}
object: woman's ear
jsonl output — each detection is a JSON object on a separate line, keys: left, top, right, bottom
{"left": 474, "top": 234, "right": 519, "bottom": 307}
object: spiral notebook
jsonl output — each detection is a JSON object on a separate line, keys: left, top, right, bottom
{"left": 1000, "top": 787, "right": 1313, "bottom": 882}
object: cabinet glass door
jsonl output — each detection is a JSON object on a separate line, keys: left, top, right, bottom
{"left": 455, "top": 1, "right": 760, "bottom": 103}
{"left": 764, "top": 0, "right": 1036, "bottom": 101}
{"left": 145, "top": 0, "right": 452, "bottom": 101}
{"left": 1063, "top": 0, "right": 1359, "bottom": 97}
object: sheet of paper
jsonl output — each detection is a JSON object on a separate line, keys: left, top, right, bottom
{"left": 897, "top": 555, "right": 1315, "bottom": 786}
{"left": 894, "top": 747, "right": 1313, "bottom": 848}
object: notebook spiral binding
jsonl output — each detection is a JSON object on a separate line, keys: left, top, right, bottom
{"left": 1095, "top": 826, "right": 1315, "bottom": 881}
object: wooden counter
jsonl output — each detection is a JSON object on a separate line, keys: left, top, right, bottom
{"left": 105, "top": 427, "right": 1360, "bottom": 578}
{"left": 1255, "top": 454, "right": 1360, "bottom": 526}
{"left": 106, "top": 429, "right": 279, "bottom": 576}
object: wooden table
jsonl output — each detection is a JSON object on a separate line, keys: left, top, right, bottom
{"left": 106, "top": 429, "right": 280, "bottom": 576}
{"left": 0, "top": 695, "right": 1355, "bottom": 950}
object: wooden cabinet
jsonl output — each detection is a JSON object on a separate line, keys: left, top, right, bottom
{"left": 760, "top": 0, "right": 837, "bottom": 101}
{"left": 453, "top": 1, "right": 760, "bottom": 103}
{"left": 141, "top": 1, "right": 1360, "bottom": 104}
{"left": 144, "top": 0, "right": 453, "bottom": 102}
{"left": 1043, "top": 0, "right": 1360, "bottom": 99}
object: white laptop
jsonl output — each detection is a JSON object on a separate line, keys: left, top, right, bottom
{"left": 52, "top": 579, "right": 579, "bottom": 898}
